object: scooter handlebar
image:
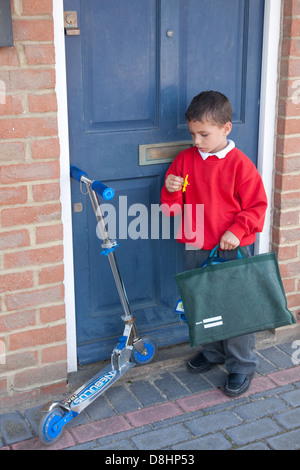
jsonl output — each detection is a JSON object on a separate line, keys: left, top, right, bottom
{"left": 70, "top": 165, "right": 114, "bottom": 200}
{"left": 91, "top": 180, "right": 114, "bottom": 201}
{"left": 70, "top": 165, "right": 87, "bottom": 182}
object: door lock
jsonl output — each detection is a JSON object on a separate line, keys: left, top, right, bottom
{"left": 64, "top": 11, "right": 80, "bottom": 36}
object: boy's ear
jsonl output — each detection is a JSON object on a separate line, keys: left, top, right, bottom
{"left": 224, "top": 122, "right": 232, "bottom": 135}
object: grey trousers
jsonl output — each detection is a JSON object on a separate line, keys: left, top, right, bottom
{"left": 184, "top": 245, "right": 259, "bottom": 374}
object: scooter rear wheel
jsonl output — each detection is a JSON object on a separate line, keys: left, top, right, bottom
{"left": 132, "top": 337, "right": 157, "bottom": 365}
{"left": 39, "top": 408, "right": 64, "bottom": 445}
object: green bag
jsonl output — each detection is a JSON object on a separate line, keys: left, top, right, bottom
{"left": 175, "top": 246, "right": 296, "bottom": 348}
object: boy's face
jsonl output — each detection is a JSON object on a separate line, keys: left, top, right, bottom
{"left": 187, "top": 120, "right": 232, "bottom": 154}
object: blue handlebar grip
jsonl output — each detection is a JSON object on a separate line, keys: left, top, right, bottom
{"left": 70, "top": 165, "right": 88, "bottom": 182}
{"left": 91, "top": 180, "right": 114, "bottom": 200}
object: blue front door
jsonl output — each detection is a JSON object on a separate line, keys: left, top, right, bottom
{"left": 64, "top": 0, "right": 264, "bottom": 364}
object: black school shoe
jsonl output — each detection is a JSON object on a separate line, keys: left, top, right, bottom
{"left": 223, "top": 373, "right": 254, "bottom": 397}
{"left": 186, "top": 352, "right": 220, "bottom": 374}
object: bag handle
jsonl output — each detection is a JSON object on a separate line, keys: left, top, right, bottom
{"left": 207, "top": 244, "right": 248, "bottom": 266}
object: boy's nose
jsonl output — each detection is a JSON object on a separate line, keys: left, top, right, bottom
{"left": 194, "top": 135, "right": 202, "bottom": 146}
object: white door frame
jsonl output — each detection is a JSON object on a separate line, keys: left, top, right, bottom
{"left": 53, "top": 1, "right": 77, "bottom": 372}
{"left": 256, "top": 0, "right": 282, "bottom": 254}
{"left": 53, "top": 0, "right": 282, "bottom": 372}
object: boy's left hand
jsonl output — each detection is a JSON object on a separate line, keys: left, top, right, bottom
{"left": 220, "top": 231, "right": 240, "bottom": 250}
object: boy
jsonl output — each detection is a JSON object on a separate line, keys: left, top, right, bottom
{"left": 161, "top": 91, "right": 268, "bottom": 396}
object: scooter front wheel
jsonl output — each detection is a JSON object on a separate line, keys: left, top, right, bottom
{"left": 132, "top": 337, "right": 157, "bottom": 365}
{"left": 39, "top": 408, "right": 64, "bottom": 445}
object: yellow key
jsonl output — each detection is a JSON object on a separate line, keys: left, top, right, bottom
{"left": 182, "top": 174, "right": 189, "bottom": 193}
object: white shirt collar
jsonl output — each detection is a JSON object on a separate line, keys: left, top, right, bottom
{"left": 198, "top": 140, "right": 235, "bottom": 160}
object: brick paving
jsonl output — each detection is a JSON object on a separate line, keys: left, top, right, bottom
{"left": 0, "top": 340, "right": 299, "bottom": 450}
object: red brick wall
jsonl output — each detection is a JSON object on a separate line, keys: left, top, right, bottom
{"left": 0, "top": 0, "right": 67, "bottom": 406}
{"left": 273, "top": 0, "right": 300, "bottom": 327}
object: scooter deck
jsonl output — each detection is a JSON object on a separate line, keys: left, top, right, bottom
{"left": 58, "top": 361, "right": 135, "bottom": 415}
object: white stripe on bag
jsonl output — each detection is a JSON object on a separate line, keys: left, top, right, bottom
{"left": 204, "top": 321, "right": 223, "bottom": 329}
{"left": 195, "top": 315, "right": 223, "bottom": 328}
{"left": 203, "top": 316, "right": 222, "bottom": 323}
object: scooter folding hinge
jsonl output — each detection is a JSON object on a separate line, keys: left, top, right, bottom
{"left": 122, "top": 315, "right": 135, "bottom": 324}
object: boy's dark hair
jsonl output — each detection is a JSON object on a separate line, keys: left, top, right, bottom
{"left": 185, "top": 91, "right": 232, "bottom": 126}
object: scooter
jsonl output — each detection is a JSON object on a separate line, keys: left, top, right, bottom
{"left": 39, "top": 166, "right": 157, "bottom": 445}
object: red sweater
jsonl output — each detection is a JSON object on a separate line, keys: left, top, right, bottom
{"left": 161, "top": 146, "right": 268, "bottom": 250}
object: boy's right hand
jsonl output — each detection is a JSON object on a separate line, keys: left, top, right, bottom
{"left": 165, "top": 174, "right": 184, "bottom": 193}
